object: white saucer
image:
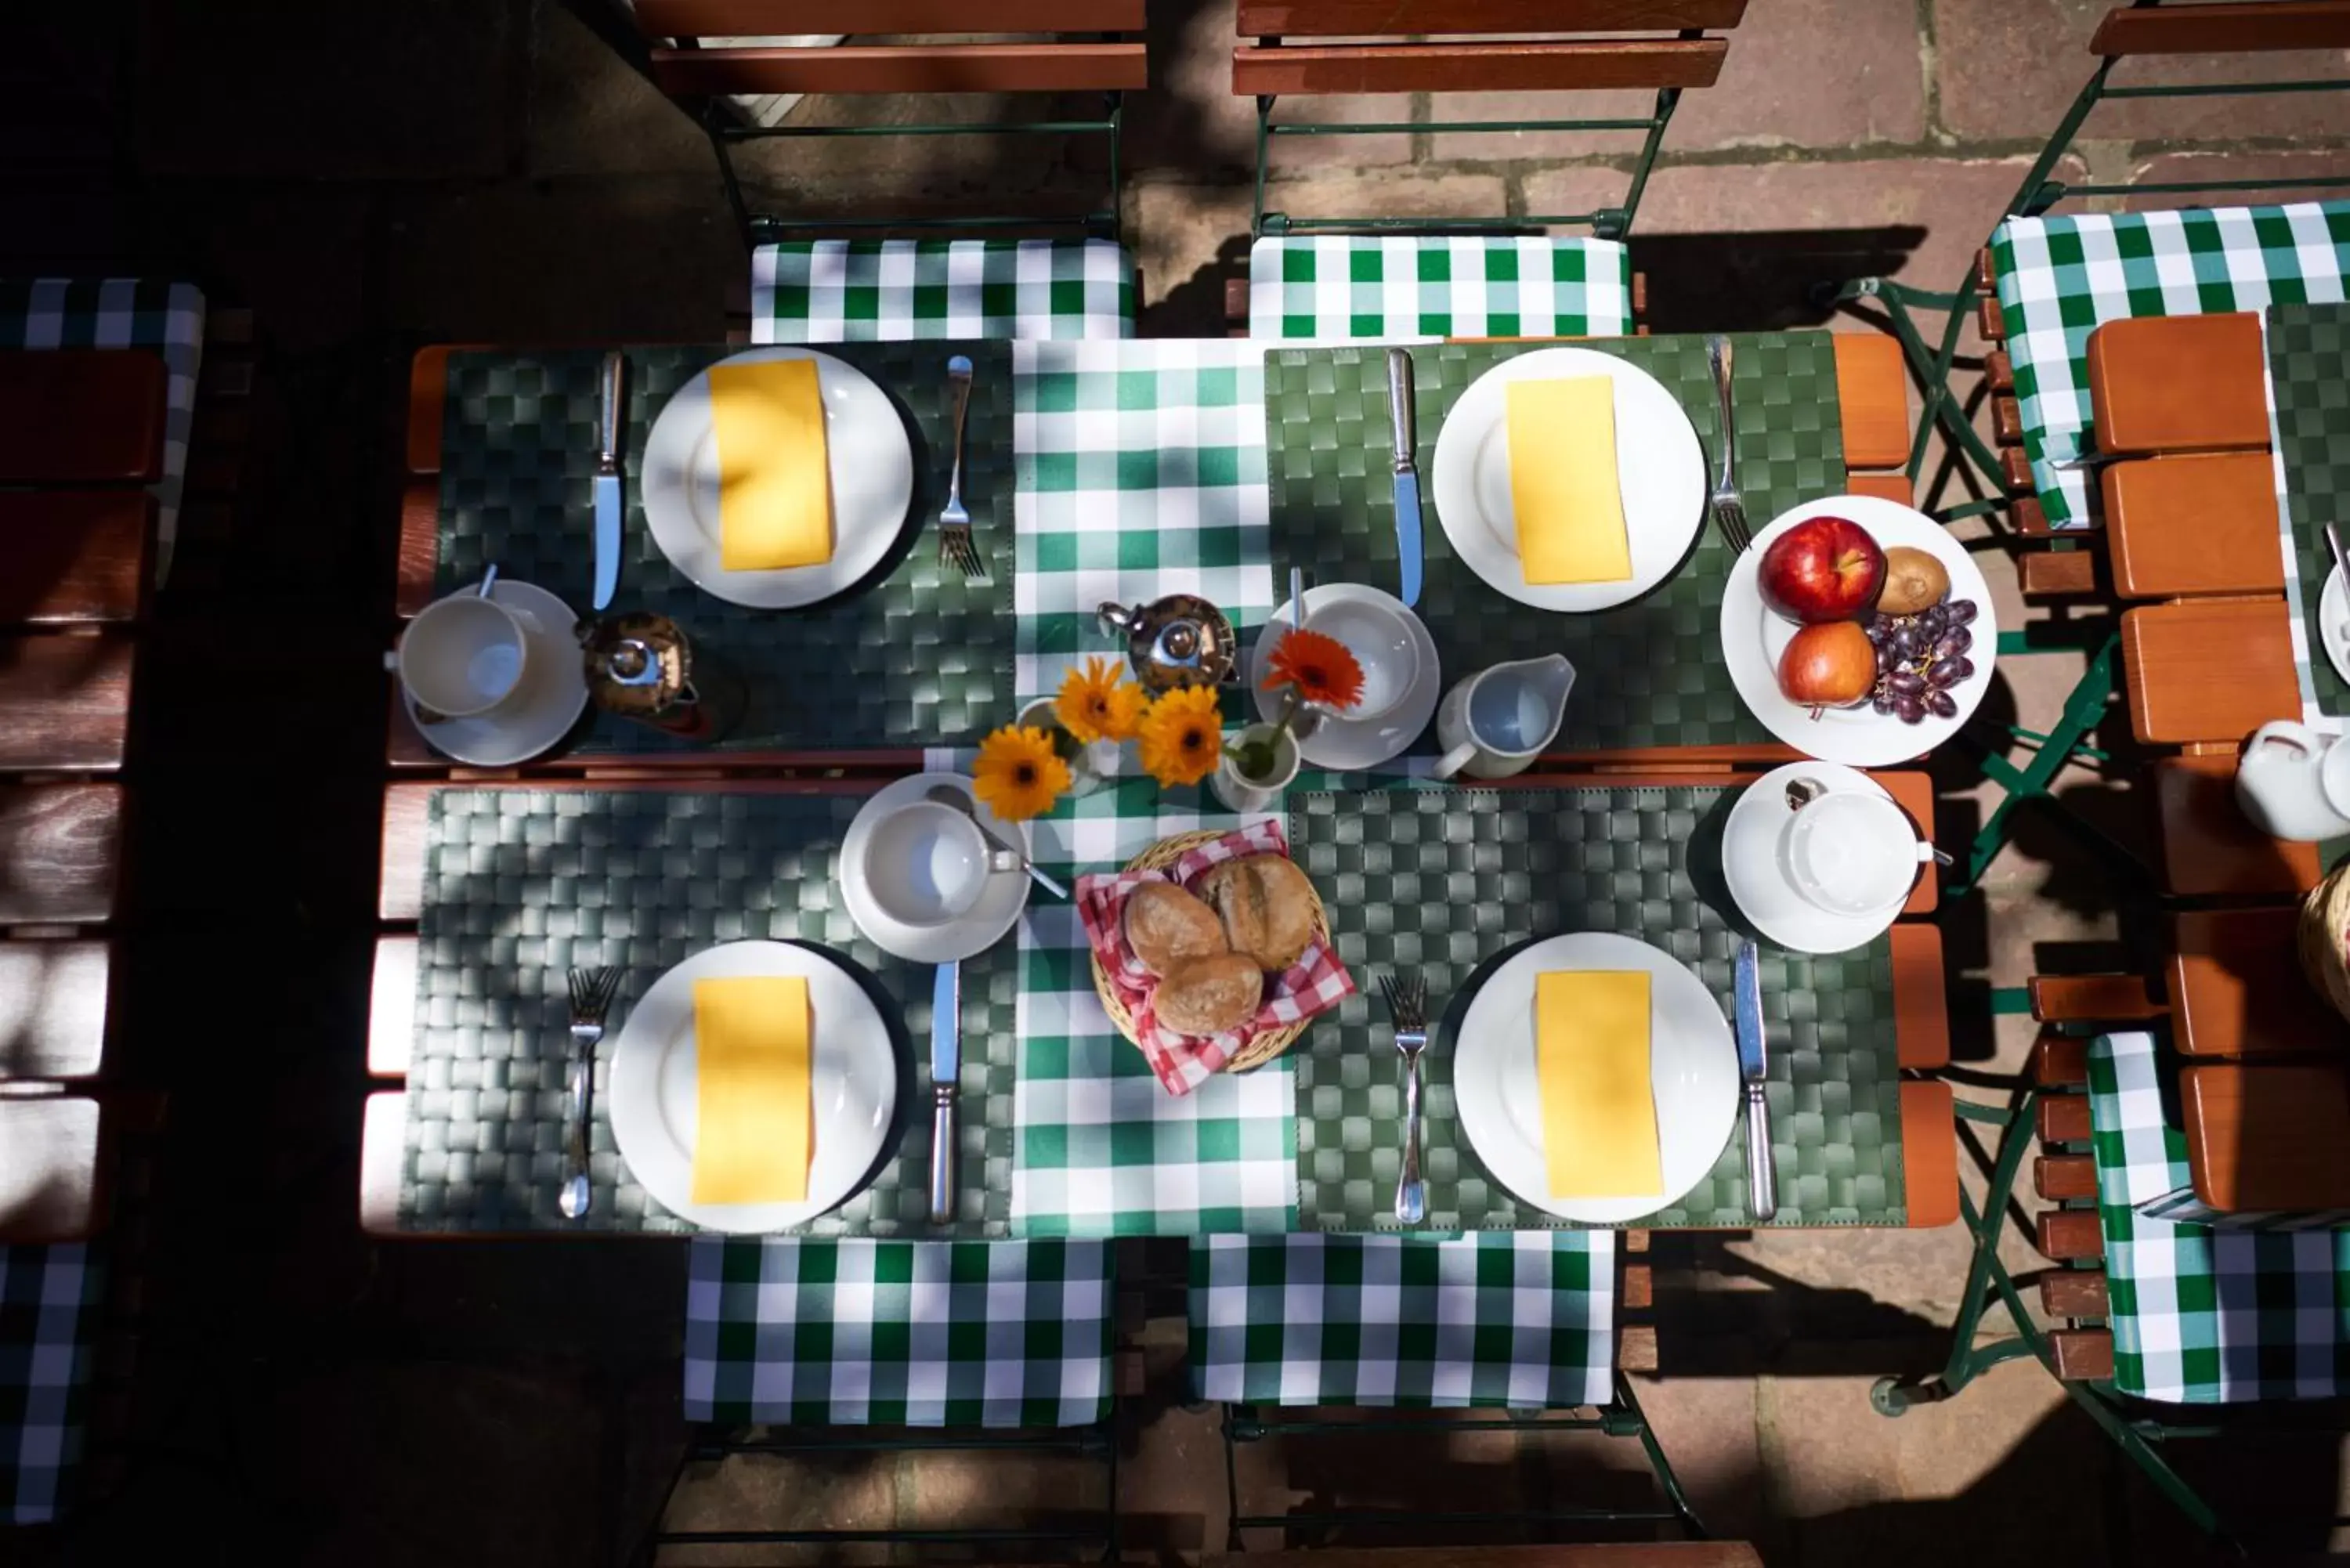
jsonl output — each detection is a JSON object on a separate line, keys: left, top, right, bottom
{"left": 1250, "top": 585, "right": 1441, "bottom": 771}
{"left": 402, "top": 580, "right": 590, "bottom": 767}
{"left": 1720, "top": 761, "right": 1915, "bottom": 955}
{"left": 839, "top": 773, "right": 1030, "bottom": 963}
{"left": 2319, "top": 565, "right": 2350, "bottom": 684}
{"left": 1451, "top": 931, "right": 1740, "bottom": 1225}
{"left": 640, "top": 347, "right": 916, "bottom": 610}
{"left": 606, "top": 939, "right": 897, "bottom": 1233}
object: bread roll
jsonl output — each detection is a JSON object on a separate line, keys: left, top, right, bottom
{"left": 1154, "top": 952, "right": 1265, "bottom": 1036}
{"left": 1196, "top": 854, "right": 1318, "bottom": 971}
{"left": 1124, "top": 882, "right": 1228, "bottom": 977}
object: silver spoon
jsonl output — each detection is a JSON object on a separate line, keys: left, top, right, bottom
{"left": 926, "top": 786, "right": 1067, "bottom": 901}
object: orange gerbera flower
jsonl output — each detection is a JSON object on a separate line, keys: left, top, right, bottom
{"left": 1054, "top": 656, "right": 1146, "bottom": 745}
{"left": 1137, "top": 685, "right": 1226, "bottom": 789}
{"left": 1261, "top": 627, "right": 1365, "bottom": 713}
{"left": 970, "top": 725, "right": 1072, "bottom": 822}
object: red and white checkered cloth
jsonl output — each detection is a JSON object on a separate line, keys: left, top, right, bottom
{"left": 1076, "top": 820, "right": 1355, "bottom": 1096}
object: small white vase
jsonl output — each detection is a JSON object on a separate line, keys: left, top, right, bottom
{"left": 1018, "top": 699, "right": 1112, "bottom": 797}
{"left": 1212, "top": 723, "right": 1301, "bottom": 813}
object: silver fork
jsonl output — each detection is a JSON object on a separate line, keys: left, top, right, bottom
{"left": 1378, "top": 970, "right": 1429, "bottom": 1225}
{"left": 561, "top": 966, "right": 622, "bottom": 1219}
{"left": 1706, "top": 334, "right": 1752, "bottom": 553}
{"left": 936, "top": 354, "right": 985, "bottom": 581}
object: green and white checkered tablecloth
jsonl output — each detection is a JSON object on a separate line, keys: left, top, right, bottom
{"left": 750, "top": 240, "right": 1135, "bottom": 345}
{"left": 2, "top": 1243, "right": 103, "bottom": 1524}
{"left": 2087, "top": 1031, "right": 2350, "bottom": 1404}
{"left": 0, "top": 276, "right": 206, "bottom": 581}
{"left": 1249, "top": 237, "right": 1634, "bottom": 342}
{"left": 684, "top": 1237, "right": 1113, "bottom": 1428}
{"left": 1989, "top": 202, "right": 2350, "bottom": 530}
{"left": 1188, "top": 1232, "right": 1615, "bottom": 1409}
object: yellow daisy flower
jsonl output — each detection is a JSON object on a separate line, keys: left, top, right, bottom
{"left": 1054, "top": 656, "right": 1146, "bottom": 745}
{"left": 971, "top": 725, "right": 1072, "bottom": 822}
{"left": 1137, "top": 685, "right": 1226, "bottom": 789}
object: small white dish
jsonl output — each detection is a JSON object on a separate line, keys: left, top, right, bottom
{"left": 1429, "top": 347, "right": 1707, "bottom": 614}
{"left": 1719, "top": 495, "right": 2000, "bottom": 768}
{"left": 1251, "top": 584, "right": 1441, "bottom": 771}
{"left": 1451, "top": 930, "right": 1740, "bottom": 1226}
{"left": 606, "top": 938, "right": 898, "bottom": 1234}
{"left": 2319, "top": 565, "right": 2350, "bottom": 685}
{"left": 1721, "top": 762, "right": 1922, "bottom": 956}
{"left": 640, "top": 347, "right": 915, "bottom": 610}
{"left": 400, "top": 580, "right": 590, "bottom": 767}
{"left": 839, "top": 773, "right": 1030, "bottom": 964}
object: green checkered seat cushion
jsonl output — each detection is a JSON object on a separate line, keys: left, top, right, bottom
{"left": 2, "top": 1244, "right": 104, "bottom": 1524}
{"left": 2088, "top": 1031, "right": 2350, "bottom": 1404}
{"left": 1248, "top": 237, "right": 1634, "bottom": 341}
{"left": 683, "top": 1238, "right": 1115, "bottom": 1428}
{"left": 750, "top": 240, "right": 1135, "bottom": 344}
{"left": 1989, "top": 201, "right": 2350, "bottom": 530}
{"left": 1188, "top": 1233, "right": 1616, "bottom": 1410}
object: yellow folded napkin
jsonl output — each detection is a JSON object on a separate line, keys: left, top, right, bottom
{"left": 710, "top": 358, "right": 833, "bottom": 572}
{"left": 690, "top": 974, "right": 812, "bottom": 1205}
{"left": 1504, "top": 377, "right": 1632, "bottom": 586}
{"left": 1535, "top": 970, "right": 1662, "bottom": 1199}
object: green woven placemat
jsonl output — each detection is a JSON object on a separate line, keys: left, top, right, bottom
{"left": 1287, "top": 786, "right": 1904, "bottom": 1230}
{"left": 2272, "top": 302, "right": 2350, "bottom": 721}
{"left": 1263, "top": 334, "right": 1846, "bottom": 752}
{"left": 436, "top": 343, "right": 1016, "bottom": 753}
{"left": 402, "top": 789, "right": 1018, "bottom": 1234}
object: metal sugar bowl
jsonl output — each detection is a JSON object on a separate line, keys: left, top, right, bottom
{"left": 1097, "top": 594, "right": 1239, "bottom": 693}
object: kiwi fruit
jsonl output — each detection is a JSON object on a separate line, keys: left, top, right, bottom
{"left": 1877, "top": 546, "right": 1950, "bottom": 616}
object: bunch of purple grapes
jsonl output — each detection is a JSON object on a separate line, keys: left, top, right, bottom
{"left": 1862, "top": 597, "right": 1979, "bottom": 724}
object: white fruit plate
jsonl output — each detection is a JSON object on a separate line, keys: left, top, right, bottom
{"left": 1719, "top": 495, "right": 1999, "bottom": 767}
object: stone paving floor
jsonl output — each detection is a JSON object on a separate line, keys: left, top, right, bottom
{"left": 5, "top": 2, "right": 2349, "bottom": 1564}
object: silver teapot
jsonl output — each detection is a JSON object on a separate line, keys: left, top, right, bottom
{"left": 1097, "top": 594, "right": 1239, "bottom": 694}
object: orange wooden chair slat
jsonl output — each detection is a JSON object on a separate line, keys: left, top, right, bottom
{"left": 1238, "top": 0, "right": 1750, "bottom": 31}
{"left": 0, "top": 350, "right": 166, "bottom": 486}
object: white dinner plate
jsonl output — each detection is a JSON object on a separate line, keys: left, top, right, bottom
{"left": 640, "top": 347, "right": 915, "bottom": 609}
{"left": 839, "top": 773, "right": 1030, "bottom": 965}
{"left": 1721, "top": 761, "right": 1914, "bottom": 956}
{"left": 1429, "top": 347, "right": 1707, "bottom": 613}
{"left": 1249, "top": 585, "right": 1441, "bottom": 771}
{"left": 1719, "top": 495, "right": 2001, "bottom": 768}
{"left": 400, "top": 579, "right": 590, "bottom": 767}
{"left": 608, "top": 939, "right": 898, "bottom": 1233}
{"left": 1452, "top": 931, "right": 1740, "bottom": 1225}
{"left": 2320, "top": 565, "right": 2350, "bottom": 685}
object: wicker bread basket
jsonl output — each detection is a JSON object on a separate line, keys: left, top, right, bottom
{"left": 2297, "top": 860, "right": 2350, "bottom": 1024}
{"left": 1089, "top": 829, "right": 1331, "bottom": 1073}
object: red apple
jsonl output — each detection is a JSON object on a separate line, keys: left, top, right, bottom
{"left": 1777, "top": 621, "right": 1875, "bottom": 709}
{"left": 1759, "top": 516, "right": 1885, "bottom": 623}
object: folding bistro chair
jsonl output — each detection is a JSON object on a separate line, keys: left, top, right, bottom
{"left": 1189, "top": 1233, "right": 1701, "bottom": 1548}
{"left": 1232, "top": 2, "right": 1751, "bottom": 341}
{"left": 627, "top": 5, "right": 1144, "bottom": 345}
{"left": 1878, "top": 993, "right": 2350, "bottom": 1549}
{"left": 646, "top": 1237, "right": 1120, "bottom": 1560}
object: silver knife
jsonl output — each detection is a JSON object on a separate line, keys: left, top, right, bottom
{"left": 1734, "top": 941, "right": 1777, "bottom": 1222}
{"left": 1386, "top": 348, "right": 1424, "bottom": 610}
{"left": 591, "top": 349, "right": 625, "bottom": 612}
{"left": 928, "top": 962, "right": 960, "bottom": 1225}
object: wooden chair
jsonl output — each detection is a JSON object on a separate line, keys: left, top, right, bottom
{"left": 1232, "top": 1, "right": 1747, "bottom": 341}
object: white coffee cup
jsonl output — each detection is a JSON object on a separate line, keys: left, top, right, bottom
{"left": 1301, "top": 595, "right": 1422, "bottom": 722}
{"left": 862, "top": 802, "right": 1020, "bottom": 929}
{"left": 395, "top": 591, "right": 538, "bottom": 720}
{"left": 1778, "top": 792, "right": 1930, "bottom": 917}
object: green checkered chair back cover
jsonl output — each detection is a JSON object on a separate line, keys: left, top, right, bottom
{"left": 1248, "top": 237, "right": 1634, "bottom": 341}
{"left": 1, "top": 1243, "right": 104, "bottom": 1525}
{"left": 2087, "top": 1031, "right": 2350, "bottom": 1404}
{"left": 684, "top": 1238, "right": 1115, "bottom": 1429}
{"left": 1188, "top": 1233, "right": 1616, "bottom": 1411}
{"left": 1989, "top": 201, "right": 2350, "bottom": 530}
{"left": 750, "top": 240, "right": 1136, "bottom": 345}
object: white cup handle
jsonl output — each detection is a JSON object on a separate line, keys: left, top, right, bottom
{"left": 1914, "top": 839, "right": 1935, "bottom": 862}
{"left": 381, "top": 650, "right": 400, "bottom": 673}
{"left": 2247, "top": 718, "right": 2327, "bottom": 758}
{"left": 985, "top": 848, "right": 1021, "bottom": 873}
{"left": 1432, "top": 742, "right": 1478, "bottom": 780}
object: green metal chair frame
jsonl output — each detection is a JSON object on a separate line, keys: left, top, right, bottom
{"left": 1235, "top": 1, "right": 1745, "bottom": 239}
{"left": 625, "top": 3, "right": 1148, "bottom": 250}
{"left": 1214, "top": 1374, "right": 1704, "bottom": 1551}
